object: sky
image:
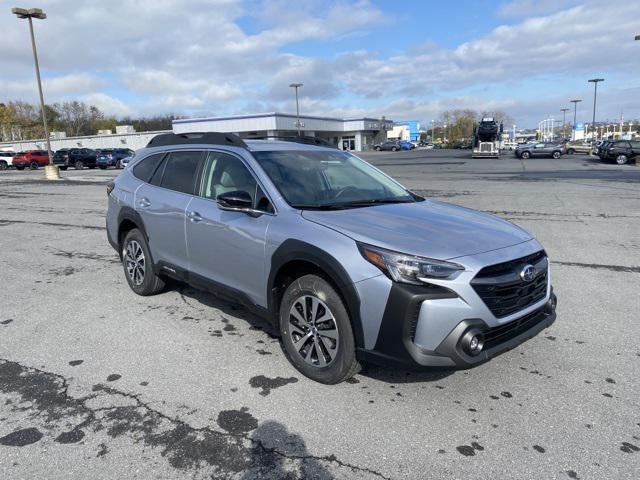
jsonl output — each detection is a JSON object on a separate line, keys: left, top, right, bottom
{"left": 1, "top": 0, "right": 638, "bottom": 128}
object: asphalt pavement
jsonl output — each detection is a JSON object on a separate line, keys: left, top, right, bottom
{"left": 1, "top": 150, "right": 639, "bottom": 479}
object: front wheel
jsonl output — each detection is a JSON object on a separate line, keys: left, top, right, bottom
{"left": 279, "top": 274, "right": 360, "bottom": 384}
{"left": 521, "top": 151, "right": 531, "bottom": 159}
{"left": 552, "top": 151, "right": 561, "bottom": 159}
{"left": 616, "top": 154, "right": 628, "bottom": 165}
{"left": 121, "top": 229, "right": 165, "bottom": 296}
{"left": 374, "top": 146, "right": 381, "bottom": 151}
{"left": 0, "top": 161, "right": 7, "bottom": 170}
{"left": 567, "top": 148, "right": 575, "bottom": 155}
{"left": 30, "top": 161, "right": 39, "bottom": 170}
{"left": 391, "top": 146, "right": 397, "bottom": 151}
{"left": 74, "top": 160, "right": 84, "bottom": 170}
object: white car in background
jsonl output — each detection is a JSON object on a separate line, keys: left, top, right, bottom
{"left": 502, "top": 141, "right": 517, "bottom": 151}
{"left": 0, "top": 151, "right": 16, "bottom": 170}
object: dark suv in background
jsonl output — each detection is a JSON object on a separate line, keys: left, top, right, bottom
{"left": 97, "top": 148, "right": 135, "bottom": 169}
{"left": 598, "top": 140, "right": 639, "bottom": 165}
{"left": 373, "top": 140, "right": 402, "bottom": 151}
{"left": 515, "top": 142, "right": 564, "bottom": 159}
{"left": 53, "top": 148, "right": 97, "bottom": 170}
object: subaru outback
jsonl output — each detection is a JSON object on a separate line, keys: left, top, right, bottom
{"left": 106, "top": 133, "right": 557, "bottom": 384}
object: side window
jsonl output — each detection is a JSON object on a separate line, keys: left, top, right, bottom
{"left": 158, "top": 151, "right": 202, "bottom": 195}
{"left": 201, "top": 152, "right": 272, "bottom": 212}
{"left": 132, "top": 153, "right": 165, "bottom": 183}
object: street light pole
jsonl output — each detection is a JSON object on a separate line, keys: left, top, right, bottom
{"left": 560, "top": 108, "right": 569, "bottom": 140}
{"left": 288, "top": 83, "right": 303, "bottom": 136}
{"left": 11, "top": 7, "right": 59, "bottom": 179}
{"left": 570, "top": 99, "right": 581, "bottom": 141}
{"left": 588, "top": 78, "right": 604, "bottom": 155}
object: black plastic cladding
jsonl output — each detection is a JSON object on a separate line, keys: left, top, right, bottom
{"left": 146, "top": 132, "right": 248, "bottom": 149}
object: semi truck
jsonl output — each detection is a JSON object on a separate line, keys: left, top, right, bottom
{"left": 472, "top": 117, "right": 503, "bottom": 158}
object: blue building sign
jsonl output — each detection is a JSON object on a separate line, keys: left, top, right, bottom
{"left": 394, "top": 120, "right": 421, "bottom": 142}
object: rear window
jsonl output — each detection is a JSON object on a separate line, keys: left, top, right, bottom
{"left": 157, "top": 151, "right": 202, "bottom": 194}
{"left": 132, "top": 153, "right": 165, "bottom": 183}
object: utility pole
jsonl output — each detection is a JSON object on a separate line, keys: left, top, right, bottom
{"left": 289, "top": 83, "right": 303, "bottom": 136}
{"left": 588, "top": 78, "right": 604, "bottom": 154}
{"left": 12, "top": 6, "right": 59, "bottom": 179}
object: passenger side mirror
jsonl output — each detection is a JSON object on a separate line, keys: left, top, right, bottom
{"left": 216, "top": 190, "right": 263, "bottom": 217}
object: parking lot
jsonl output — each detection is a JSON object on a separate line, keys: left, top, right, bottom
{"left": 1, "top": 149, "right": 639, "bottom": 479}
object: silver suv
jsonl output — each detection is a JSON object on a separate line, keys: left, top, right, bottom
{"left": 106, "top": 133, "right": 557, "bottom": 384}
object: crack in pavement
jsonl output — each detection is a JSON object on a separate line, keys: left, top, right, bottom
{"left": 551, "top": 261, "right": 640, "bottom": 274}
{"left": 0, "top": 218, "right": 105, "bottom": 231}
{"left": 0, "top": 359, "right": 392, "bottom": 480}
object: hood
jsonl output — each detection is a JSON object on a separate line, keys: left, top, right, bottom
{"left": 301, "top": 200, "right": 532, "bottom": 260}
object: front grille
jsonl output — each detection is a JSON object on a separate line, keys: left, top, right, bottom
{"left": 471, "top": 251, "right": 548, "bottom": 318}
{"left": 484, "top": 306, "right": 547, "bottom": 350}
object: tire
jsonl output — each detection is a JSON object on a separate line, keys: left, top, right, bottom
{"left": 74, "top": 160, "right": 84, "bottom": 170}
{"left": 279, "top": 274, "right": 360, "bottom": 384}
{"left": 374, "top": 146, "right": 381, "bottom": 151}
{"left": 567, "top": 148, "right": 575, "bottom": 155}
{"left": 391, "top": 147, "right": 397, "bottom": 151}
{"left": 552, "top": 151, "right": 561, "bottom": 159}
{"left": 121, "top": 229, "right": 165, "bottom": 296}
{"left": 0, "top": 161, "right": 7, "bottom": 170}
{"left": 616, "top": 154, "right": 628, "bottom": 165}
{"left": 30, "top": 161, "right": 39, "bottom": 170}
{"left": 521, "top": 151, "right": 531, "bottom": 159}
{"left": 59, "top": 166, "right": 68, "bottom": 171}
{"left": 115, "top": 160, "right": 122, "bottom": 169}
{"left": 99, "top": 165, "right": 107, "bottom": 170}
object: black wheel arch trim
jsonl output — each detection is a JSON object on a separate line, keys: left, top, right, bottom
{"left": 267, "top": 239, "right": 365, "bottom": 348}
{"left": 115, "top": 206, "right": 151, "bottom": 260}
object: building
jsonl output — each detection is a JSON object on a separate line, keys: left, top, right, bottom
{"left": 0, "top": 129, "right": 170, "bottom": 152}
{"left": 389, "top": 120, "right": 420, "bottom": 142}
{"left": 172, "top": 112, "right": 394, "bottom": 151}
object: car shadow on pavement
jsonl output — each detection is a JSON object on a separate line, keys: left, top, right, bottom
{"left": 165, "top": 279, "right": 281, "bottom": 338}
{"left": 241, "top": 420, "right": 334, "bottom": 479}
{"left": 360, "top": 364, "right": 454, "bottom": 384}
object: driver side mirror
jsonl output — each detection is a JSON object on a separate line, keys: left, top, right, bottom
{"left": 216, "top": 190, "right": 261, "bottom": 217}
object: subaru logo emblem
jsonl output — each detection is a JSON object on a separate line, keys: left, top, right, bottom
{"left": 520, "top": 264, "right": 536, "bottom": 282}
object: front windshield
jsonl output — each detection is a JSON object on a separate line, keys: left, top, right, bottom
{"left": 252, "top": 150, "right": 417, "bottom": 209}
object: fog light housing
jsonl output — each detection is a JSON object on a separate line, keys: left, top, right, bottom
{"left": 461, "top": 329, "right": 485, "bottom": 356}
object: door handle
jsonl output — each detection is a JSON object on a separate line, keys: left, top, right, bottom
{"left": 187, "top": 211, "right": 202, "bottom": 223}
{"left": 138, "top": 197, "right": 151, "bottom": 208}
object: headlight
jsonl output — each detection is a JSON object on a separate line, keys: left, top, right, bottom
{"left": 358, "top": 243, "right": 464, "bottom": 284}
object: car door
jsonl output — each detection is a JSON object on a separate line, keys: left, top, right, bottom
{"left": 185, "top": 150, "right": 274, "bottom": 306}
{"left": 135, "top": 150, "right": 204, "bottom": 273}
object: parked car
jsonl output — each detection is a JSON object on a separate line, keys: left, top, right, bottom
{"left": 399, "top": 140, "right": 415, "bottom": 150}
{"left": 53, "top": 148, "right": 97, "bottom": 170}
{"left": 106, "top": 132, "right": 557, "bottom": 384}
{"left": 599, "top": 140, "right": 639, "bottom": 165}
{"left": 12, "top": 150, "right": 50, "bottom": 170}
{"left": 96, "top": 148, "right": 135, "bottom": 169}
{"left": 423, "top": 143, "right": 435, "bottom": 149}
{"left": 120, "top": 152, "right": 135, "bottom": 168}
{"left": 565, "top": 141, "right": 592, "bottom": 155}
{"left": 596, "top": 140, "right": 613, "bottom": 158}
{"left": 515, "top": 142, "right": 564, "bottom": 159}
{"left": 373, "top": 140, "right": 402, "bottom": 151}
{"left": 0, "top": 151, "right": 16, "bottom": 170}
{"left": 502, "top": 141, "right": 517, "bottom": 151}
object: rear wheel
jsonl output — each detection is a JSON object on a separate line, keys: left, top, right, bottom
{"left": 279, "top": 274, "right": 360, "bottom": 384}
{"left": 30, "top": 161, "right": 39, "bottom": 170}
{"left": 521, "top": 151, "right": 531, "bottom": 159}
{"left": 552, "top": 151, "right": 561, "bottom": 159}
{"left": 616, "top": 154, "right": 628, "bottom": 165}
{"left": 567, "top": 148, "right": 575, "bottom": 155}
{"left": 0, "top": 161, "right": 7, "bottom": 170}
{"left": 391, "top": 146, "right": 397, "bottom": 151}
{"left": 74, "top": 160, "right": 84, "bottom": 170}
{"left": 121, "top": 229, "right": 165, "bottom": 296}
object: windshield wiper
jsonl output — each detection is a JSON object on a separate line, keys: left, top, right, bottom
{"left": 290, "top": 203, "right": 348, "bottom": 210}
{"left": 335, "top": 198, "right": 415, "bottom": 207}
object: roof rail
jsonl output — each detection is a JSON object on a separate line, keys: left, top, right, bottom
{"left": 249, "top": 136, "right": 339, "bottom": 149}
{"left": 146, "top": 132, "right": 247, "bottom": 149}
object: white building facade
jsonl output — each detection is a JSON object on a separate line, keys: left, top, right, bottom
{"left": 172, "top": 112, "right": 394, "bottom": 151}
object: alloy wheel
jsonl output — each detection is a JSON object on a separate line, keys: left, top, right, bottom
{"left": 124, "top": 240, "right": 145, "bottom": 286}
{"left": 288, "top": 295, "right": 339, "bottom": 367}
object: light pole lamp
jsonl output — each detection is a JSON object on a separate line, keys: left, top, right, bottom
{"left": 12, "top": 7, "right": 58, "bottom": 179}
{"left": 588, "top": 78, "right": 604, "bottom": 154}
{"left": 289, "top": 83, "right": 303, "bottom": 136}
